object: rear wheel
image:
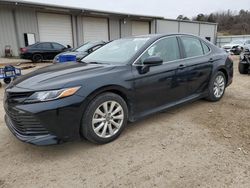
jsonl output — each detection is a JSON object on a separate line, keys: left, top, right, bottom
{"left": 81, "top": 92, "right": 128, "bottom": 144}
{"left": 206, "top": 71, "right": 226, "bottom": 102}
{"left": 238, "top": 62, "right": 249, "bottom": 74}
{"left": 32, "top": 54, "right": 43, "bottom": 63}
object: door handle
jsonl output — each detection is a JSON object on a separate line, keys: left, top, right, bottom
{"left": 208, "top": 58, "right": 214, "bottom": 63}
{"left": 178, "top": 64, "right": 186, "bottom": 69}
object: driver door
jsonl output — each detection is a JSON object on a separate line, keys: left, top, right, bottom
{"left": 132, "top": 36, "right": 189, "bottom": 117}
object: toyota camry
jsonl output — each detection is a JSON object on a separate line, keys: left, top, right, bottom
{"left": 4, "top": 34, "right": 233, "bottom": 145}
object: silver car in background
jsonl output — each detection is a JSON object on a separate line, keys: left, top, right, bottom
{"left": 222, "top": 39, "right": 250, "bottom": 54}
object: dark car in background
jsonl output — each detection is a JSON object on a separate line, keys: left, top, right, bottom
{"left": 53, "top": 41, "right": 106, "bottom": 63}
{"left": 239, "top": 48, "right": 250, "bottom": 74}
{"left": 4, "top": 34, "right": 233, "bottom": 146}
{"left": 20, "top": 42, "right": 71, "bottom": 62}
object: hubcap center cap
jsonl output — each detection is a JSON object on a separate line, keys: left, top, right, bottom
{"left": 106, "top": 114, "right": 112, "bottom": 121}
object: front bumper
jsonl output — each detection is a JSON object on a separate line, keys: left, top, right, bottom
{"left": 4, "top": 94, "right": 86, "bottom": 145}
{"left": 5, "top": 115, "right": 59, "bottom": 145}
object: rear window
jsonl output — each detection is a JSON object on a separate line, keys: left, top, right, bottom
{"left": 52, "top": 43, "right": 65, "bottom": 50}
{"left": 36, "top": 43, "right": 52, "bottom": 49}
{"left": 201, "top": 42, "right": 210, "bottom": 54}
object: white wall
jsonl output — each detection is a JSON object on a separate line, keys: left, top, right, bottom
{"left": 200, "top": 24, "right": 216, "bottom": 43}
{"left": 156, "top": 19, "right": 217, "bottom": 44}
{"left": 179, "top": 22, "right": 199, "bottom": 35}
{"left": 156, "top": 20, "right": 179, "bottom": 34}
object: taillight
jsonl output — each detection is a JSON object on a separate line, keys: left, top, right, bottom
{"left": 20, "top": 47, "right": 27, "bottom": 53}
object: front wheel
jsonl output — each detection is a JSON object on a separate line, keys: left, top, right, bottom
{"left": 81, "top": 92, "right": 128, "bottom": 144}
{"left": 206, "top": 71, "right": 226, "bottom": 102}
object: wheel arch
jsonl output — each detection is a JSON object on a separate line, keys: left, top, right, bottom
{"left": 81, "top": 85, "right": 133, "bottom": 121}
{"left": 217, "top": 67, "right": 228, "bottom": 85}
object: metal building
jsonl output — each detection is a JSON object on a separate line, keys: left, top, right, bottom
{"left": 0, "top": 0, "right": 217, "bottom": 57}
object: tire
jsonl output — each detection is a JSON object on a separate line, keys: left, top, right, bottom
{"left": 3, "top": 78, "right": 11, "bottom": 84}
{"left": 81, "top": 92, "right": 128, "bottom": 144}
{"left": 206, "top": 71, "right": 226, "bottom": 102}
{"left": 32, "top": 54, "right": 43, "bottom": 63}
{"left": 238, "top": 62, "right": 249, "bottom": 74}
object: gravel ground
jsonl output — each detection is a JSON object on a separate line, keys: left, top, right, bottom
{"left": 0, "top": 58, "right": 250, "bottom": 188}
{"left": 0, "top": 58, "right": 31, "bottom": 66}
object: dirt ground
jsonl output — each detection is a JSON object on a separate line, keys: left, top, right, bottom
{"left": 0, "top": 59, "right": 250, "bottom": 188}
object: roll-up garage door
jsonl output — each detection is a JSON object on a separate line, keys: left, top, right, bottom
{"left": 82, "top": 17, "right": 109, "bottom": 42}
{"left": 37, "top": 13, "right": 73, "bottom": 46}
{"left": 132, "top": 21, "right": 150, "bottom": 36}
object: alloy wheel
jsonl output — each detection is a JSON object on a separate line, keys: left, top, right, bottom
{"left": 92, "top": 101, "right": 124, "bottom": 138}
{"left": 213, "top": 75, "right": 225, "bottom": 98}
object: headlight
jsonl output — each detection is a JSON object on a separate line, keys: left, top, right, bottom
{"left": 25, "top": 86, "right": 81, "bottom": 103}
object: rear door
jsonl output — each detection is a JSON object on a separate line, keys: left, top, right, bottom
{"left": 179, "top": 36, "right": 213, "bottom": 96}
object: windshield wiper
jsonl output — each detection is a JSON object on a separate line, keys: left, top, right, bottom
{"left": 87, "top": 62, "right": 103, "bottom": 64}
{"left": 80, "top": 61, "right": 109, "bottom": 65}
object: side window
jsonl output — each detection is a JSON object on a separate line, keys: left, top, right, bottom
{"left": 181, "top": 36, "right": 204, "bottom": 58}
{"left": 52, "top": 43, "right": 65, "bottom": 50}
{"left": 201, "top": 42, "right": 210, "bottom": 54}
{"left": 139, "top": 37, "right": 180, "bottom": 64}
{"left": 36, "top": 43, "right": 52, "bottom": 49}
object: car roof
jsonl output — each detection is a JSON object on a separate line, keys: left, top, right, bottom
{"left": 123, "top": 33, "right": 204, "bottom": 40}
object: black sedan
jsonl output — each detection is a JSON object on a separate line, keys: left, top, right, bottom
{"left": 20, "top": 42, "right": 71, "bottom": 62}
{"left": 53, "top": 41, "right": 106, "bottom": 63}
{"left": 4, "top": 34, "right": 233, "bottom": 145}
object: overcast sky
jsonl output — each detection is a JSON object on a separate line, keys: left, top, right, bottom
{"left": 23, "top": 0, "right": 250, "bottom": 18}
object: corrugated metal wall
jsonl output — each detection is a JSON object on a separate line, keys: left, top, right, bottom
{"left": 179, "top": 22, "right": 199, "bottom": 35}
{"left": 120, "top": 19, "right": 132, "bottom": 38}
{"left": 156, "top": 19, "right": 217, "bottom": 44}
{"left": 109, "top": 18, "right": 120, "bottom": 40}
{"left": 0, "top": 4, "right": 218, "bottom": 57}
{"left": 0, "top": 6, "right": 18, "bottom": 57}
{"left": 15, "top": 7, "right": 39, "bottom": 48}
{"left": 200, "top": 24, "right": 216, "bottom": 44}
{"left": 157, "top": 20, "right": 179, "bottom": 34}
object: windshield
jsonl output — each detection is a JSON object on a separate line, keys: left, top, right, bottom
{"left": 230, "top": 40, "right": 244, "bottom": 44}
{"left": 75, "top": 42, "right": 95, "bottom": 52}
{"left": 82, "top": 37, "right": 150, "bottom": 64}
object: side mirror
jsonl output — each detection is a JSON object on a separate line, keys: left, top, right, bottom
{"left": 87, "top": 49, "right": 93, "bottom": 54}
{"left": 143, "top": 56, "right": 163, "bottom": 66}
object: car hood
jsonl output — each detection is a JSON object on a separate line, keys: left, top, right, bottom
{"left": 7, "top": 62, "right": 115, "bottom": 92}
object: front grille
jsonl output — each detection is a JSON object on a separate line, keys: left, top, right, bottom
{"left": 5, "top": 106, "right": 49, "bottom": 136}
{"left": 5, "top": 91, "right": 33, "bottom": 103}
